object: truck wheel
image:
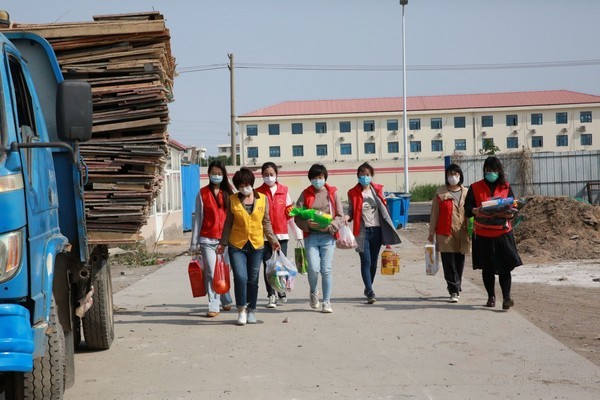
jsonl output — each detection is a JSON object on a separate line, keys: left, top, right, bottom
{"left": 23, "top": 297, "right": 66, "bottom": 399}
{"left": 82, "top": 259, "right": 114, "bottom": 350}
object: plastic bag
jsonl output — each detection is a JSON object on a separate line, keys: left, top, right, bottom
{"left": 266, "top": 250, "right": 298, "bottom": 294}
{"left": 212, "top": 254, "right": 231, "bottom": 295}
{"left": 424, "top": 242, "right": 440, "bottom": 276}
{"left": 188, "top": 256, "right": 206, "bottom": 297}
{"left": 295, "top": 243, "right": 308, "bottom": 275}
{"left": 336, "top": 224, "right": 357, "bottom": 249}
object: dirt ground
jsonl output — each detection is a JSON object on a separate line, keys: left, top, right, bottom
{"left": 400, "top": 220, "right": 600, "bottom": 367}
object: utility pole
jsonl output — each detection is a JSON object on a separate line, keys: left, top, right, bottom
{"left": 228, "top": 53, "right": 236, "bottom": 166}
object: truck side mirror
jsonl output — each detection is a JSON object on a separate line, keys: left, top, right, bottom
{"left": 56, "top": 80, "right": 93, "bottom": 143}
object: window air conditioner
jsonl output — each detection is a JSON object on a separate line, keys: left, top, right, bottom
{"left": 529, "top": 129, "right": 536, "bottom": 134}
{"left": 561, "top": 128, "right": 568, "bottom": 133}
{"left": 578, "top": 125, "right": 586, "bottom": 132}
{"left": 369, "top": 135, "right": 375, "bottom": 140}
{"left": 481, "top": 131, "right": 487, "bottom": 136}
{"left": 339, "top": 137, "right": 345, "bottom": 142}
{"left": 408, "top": 133, "right": 414, "bottom": 139}
{"left": 512, "top": 130, "right": 519, "bottom": 135}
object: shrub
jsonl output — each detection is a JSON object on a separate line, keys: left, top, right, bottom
{"left": 410, "top": 183, "right": 439, "bottom": 202}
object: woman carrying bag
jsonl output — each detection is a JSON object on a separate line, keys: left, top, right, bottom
{"left": 189, "top": 160, "right": 234, "bottom": 317}
{"left": 346, "top": 162, "right": 401, "bottom": 304}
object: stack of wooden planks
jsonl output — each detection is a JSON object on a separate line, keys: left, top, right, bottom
{"left": 9, "top": 12, "right": 176, "bottom": 243}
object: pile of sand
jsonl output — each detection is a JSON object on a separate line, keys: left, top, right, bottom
{"left": 514, "top": 196, "right": 600, "bottom": 261}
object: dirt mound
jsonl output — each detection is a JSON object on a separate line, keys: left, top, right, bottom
{"left": 514, "top": 196, "right": 600, "bottom": 261}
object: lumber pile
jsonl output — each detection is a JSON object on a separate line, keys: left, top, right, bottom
{"left": 8, "top": 12, "right": 176, "bottom": 243}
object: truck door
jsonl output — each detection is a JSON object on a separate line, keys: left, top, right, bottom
{"left": 4, "top": 50, "right": 59, "bottom": 320}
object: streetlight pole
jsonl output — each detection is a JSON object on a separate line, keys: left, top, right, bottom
{"left": 400, "top": 0, "right": 409, "bottom": 193}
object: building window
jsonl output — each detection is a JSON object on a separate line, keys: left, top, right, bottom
{"left": 364, "top": 143, "right": 376, "bottom": 154}
{"left": 455, "top": 139, "right": 466, "bottom": 151}
{"left": 481, "top": 115, "right": 493, "bottom": 127}
{"left": 454, "top": 116, "right": 466, "bottom": 128}
{"left": 431, "top": 118, "right": 442, "bottom": 130}
{"left": 580, "top": 111, "right": 592, "bottom": 123}
{"left": 387, "top": 119, "right": 398, "bottom": 131}
{"left": 410, "top": 141, "right": 421, "bottom": 152}
{"left": 340, "top": 143, "right": 352, "bottom": 155}
{"left": 531, "top": 113, "right": 543, "bottom": 125}
{"left": 292, "top": 145, "right": 304, "bottom": 157}
{"left": 316, "top": 144, "right": 328, "bottom": 156}
{"left": 247, "top": 147, "right": 258, "bottom": 158}
{"left": 431, "top": 140, "right": 443, "bottom": 152}
{"left": 316, "top": 122, "right": 327, "bottom": 134}
{"left": 268, "top": 124, "right": 280, "bottom": 135}
{"left": 388, "top": 141, "right": 399, "bottom": 153}
{"left": 506, "top": 115, "right": 518, "bottom": 126}
{"left": 363, "top": 120, "right": 375, "bottom": 132}
{"left": 531, "top": 136, "right": 543, "bottom": 148}
{"left": 507, "top": 137, "right": 519, "bottom": 149}
{"left": 292, "top": 123, "right": 303, "bottom": 134}
{"left": 581, "top": 134, "right": 592, "bottom": 146}
{"left": 247, "top": 124, "right": 258, "bottom": 136}
{"left": 556, "top": 135, "right": 568, "bottom": 147}
{"left": 340, "top": 121, "right": 351, "bottom": 133}
{"left": 269, "top": 146, "right": 281, "bottom": 157}
{"left": 409, "top": 118, "right": 421, "bottom": 130}
{"left": 556, "top": 112, "right": 568, "bottom": 124}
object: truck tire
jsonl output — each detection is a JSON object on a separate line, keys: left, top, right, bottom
{"left": 23, "top": 297, "right": 66, "bottom": 399}
{"left": 82, "top": 259, "right": 114, "bottom": 350}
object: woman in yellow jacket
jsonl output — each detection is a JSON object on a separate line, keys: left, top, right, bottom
{"left": 218, "top": 167, "right": 280, "bottom": 325}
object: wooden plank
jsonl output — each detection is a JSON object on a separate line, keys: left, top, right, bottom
{"left": 7, "top": 20, "right": 167, "bottom": 38}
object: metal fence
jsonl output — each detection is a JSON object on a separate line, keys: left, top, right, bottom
{"left": 444, "top": 150, "right": 600, "bottom": 203}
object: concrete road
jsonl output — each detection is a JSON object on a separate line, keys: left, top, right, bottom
{"left": 65, "top": 236, "right": 600, "bottom": 400}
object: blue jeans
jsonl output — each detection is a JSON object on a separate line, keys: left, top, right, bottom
{"left": 229, "top": 242, "right": 264, "bottom": 310}
{"left": 359, "top": 227, "right": 382, "bottom": 296}
{"left": 304, "top": 232, "right": 335, "bottom": 302}
{"left": 200, "top": 242, "right": 233, "bottom": 312}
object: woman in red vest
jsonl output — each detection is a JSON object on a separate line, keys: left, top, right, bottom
{"left": 189, "top": 160, "right": 234, "bottom": 317}
{"left": 294, "top": 164, "right": 344, "bottom": 313}
{"left": 346, "top": 162, "right": 401, "bottom": 304}
{"left": 464, "top": 156, "right": 522, "bottom": 310}
{"left": 256, "top": 162, "right": 303, "bottom": 309}
{"left": 428, "top": 163, "right": 471, "bottom": 303}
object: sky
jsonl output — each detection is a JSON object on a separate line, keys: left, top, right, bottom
{"left": 7, "top": 0, "right": 600, "bottom": 155}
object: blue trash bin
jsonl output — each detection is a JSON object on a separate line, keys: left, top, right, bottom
{"left": 386, "top": 193, "right": 411, "bottom": 229}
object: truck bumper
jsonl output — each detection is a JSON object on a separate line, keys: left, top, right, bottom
{"left": 0, "top": 304, "right": 34, "bottom": 372}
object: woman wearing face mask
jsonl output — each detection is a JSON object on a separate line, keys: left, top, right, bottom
{"left": 256, "top": 162, "right": 303, "bottom": 308}
{"left": 346, "top": 162, "right": 401, "bottom": 304}
{"left": 294, "top": 164, "right": 344, "bottom": 313}
{"left": 428, "top": 163, "right": 471, "bottom": 303}
{"left": 464, "top": 156, "right": 522, "bottom": 310}
{"left": 189, "top": 160, "right": 234, "bottom": 317}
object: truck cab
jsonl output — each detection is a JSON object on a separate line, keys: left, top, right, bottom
{"left": 0, "top": 24, "right": 110, "bottom": 399}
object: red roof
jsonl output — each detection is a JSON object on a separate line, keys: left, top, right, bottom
{"left": 240, "top": 90, "right": 600, "bottom": 118}
{"left": 168, "top": 138, "right": 188, "bottom": 150}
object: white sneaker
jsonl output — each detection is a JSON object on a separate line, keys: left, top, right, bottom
{"left": 247, "top": 310, "right": 257, "bottom": 324}
{"left": 322, "top": 301, "right": 333, "bottom": 313}
{"left": 266, "top": 295, "right": 277, "bottom": 308}
{"left": 236, "top": 310, "right": 247, "bottom": 325}
{"left": 449, "top": 293, "right": 459, "bottom": 303}
{"left": 309, "top": 291, "right": 320, "bottom": 310}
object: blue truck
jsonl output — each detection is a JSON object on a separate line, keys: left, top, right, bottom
{"left": 0, "top": 18, "right": 115, "bottom": 400}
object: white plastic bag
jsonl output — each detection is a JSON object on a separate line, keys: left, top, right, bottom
{"left": 336, "top": 224, "right": 358, "bottom": 249}
{"left": 424, "top": 242, "right": 440, "bottom": 276}
{"left": 266, "top": 250, "right": 298, "bottom": 293}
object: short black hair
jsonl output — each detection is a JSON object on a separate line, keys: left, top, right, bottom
{"left": 232, "top": 167, "right": 255, "bottom": 188}
{"left": 308, "top": 163, "right": 328, "bottom": 180}
{"left": 357, "top": 162, "right": 375, "bottom": 177}
{"left": 483, "top": 156, "right": 506, "bottom": 185}
{"left": 445, "top": 163, "right": 464, "bottom": 186}
{"left": 261, "top": 162, "right": 278, "bottom": 175}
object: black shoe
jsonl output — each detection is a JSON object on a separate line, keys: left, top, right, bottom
{"left": 367, "top": 292, "right": 376, "bottom": 304}
{"left": 485, "top": 296, "right": 496, "bottom": 307}
{"left": 502, "top": 299, "right": 514, "bottom": 310}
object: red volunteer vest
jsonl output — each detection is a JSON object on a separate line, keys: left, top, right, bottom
{"left": 199, "top": 185, "right": 227, "bottom": 239}
{"left": 302, "top": 184, "right": 338, "bottom": 238}
{"left": 471, "top": 180, "right": 512, "bottom": 238}
{"left": 256, "top": 182, "right": 290, "bottom": 235}
{"left": 347, "top": 183, "right": 387, "bottom": 236}
{"left": 435, "top": 194, "right": 454, "bottom": 236}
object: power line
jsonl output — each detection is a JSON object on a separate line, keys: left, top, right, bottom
{"left": 176, "top": 59, "right": 600, "bottom": 74}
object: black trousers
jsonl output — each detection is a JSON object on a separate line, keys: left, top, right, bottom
{"left": 482, "top": 268, "right": 512, "bottom": 300}
{"left": 440, "top": 252, "right": 465, "bottom": 295}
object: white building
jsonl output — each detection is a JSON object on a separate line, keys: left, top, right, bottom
{"left": 236, "top": 90, "right": 600, "bottom": 166}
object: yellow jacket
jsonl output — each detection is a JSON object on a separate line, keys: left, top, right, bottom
{"left": 222, "top": 192, "right": 277, "bottom": 249}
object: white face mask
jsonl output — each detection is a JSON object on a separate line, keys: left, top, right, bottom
{"left": 263, "top": 176, "right": 277, "bottom": 186}
{"left": 240, "top": 186, "right": 253, "bottom": 196}
{"left": 447, "top": 175, "right": 460, "bottom": 186}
